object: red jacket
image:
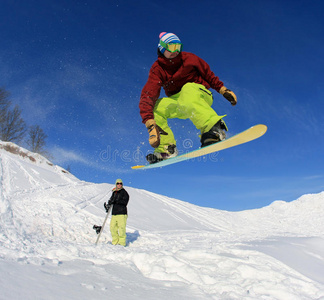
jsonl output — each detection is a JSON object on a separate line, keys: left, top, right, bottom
{"left": 139, "top": 52, "right": 224, "bottom": 123}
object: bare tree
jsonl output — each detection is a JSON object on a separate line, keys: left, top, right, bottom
{"left": 27, "top": 125, "right": 48, "bottom": 156}
{"left": 0, "top": 105, "right": 27, "bottom": 143}
{"left": 0, "top": 89, "right": 50, "bottom": 159}
{"left": 0, "top": 88, "right": 11, "bottom": 124}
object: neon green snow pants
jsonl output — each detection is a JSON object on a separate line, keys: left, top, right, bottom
{"left": 110, "top": 215, "right": 128, "bottom": 246}
{"left": 153, "top": 82, "right": 226, "bottom": 153}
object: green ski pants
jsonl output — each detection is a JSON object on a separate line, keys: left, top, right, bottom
{"left": 110, "top": 214, "right": 128, "bottom": 246}
{"left": 153, "top": 82, "right": 225, "bottom": 153}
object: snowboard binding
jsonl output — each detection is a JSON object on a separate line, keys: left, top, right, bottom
{"left": 200, "top": 120, "right": 227, "bottom": 147}
{"left": 146, "top": 144, "right": 178, "bottom": 164}
{"left": 93, "top": 225, "right": 102, "bottom": 234}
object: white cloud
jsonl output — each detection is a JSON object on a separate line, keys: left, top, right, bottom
{"left": 50, "top": 146, "right": 132, "bottom": 174}
{"left": 51, "top": 146, "right": 90, "bottom": 165}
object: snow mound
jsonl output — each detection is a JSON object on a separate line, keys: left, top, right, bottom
{"left": 1, "top": 141, "right": 324, "bottom": 299}
{"left": 0, "top": 141, "right": 78, "bottom": 193}
{"left": 0, "top": 141, "right": 71, "bottom": 174}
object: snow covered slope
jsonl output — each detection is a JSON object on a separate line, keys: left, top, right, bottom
{"left": 0, "top": 141, "right": 324, "bottom": 300}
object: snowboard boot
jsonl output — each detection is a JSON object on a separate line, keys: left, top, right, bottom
{"left": 200, "top": 120, "right": 227, "bottom": 147}
{"left": 146, "top": 144, "right": 178, "bottom": 164}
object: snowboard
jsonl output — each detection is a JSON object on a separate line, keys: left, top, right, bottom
{"left": 132, "top": 124, "right": 267, "bottom": 170}
{"left": 93, "top": 204, "right": 112, "bottom": 245}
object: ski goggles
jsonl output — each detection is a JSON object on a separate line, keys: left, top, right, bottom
{"left": 160, "top": 40, "right": 182, "bottom": 53}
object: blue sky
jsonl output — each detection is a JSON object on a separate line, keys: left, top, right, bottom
{"left": 1, "top": 0, "right": 323, "bottom": 211}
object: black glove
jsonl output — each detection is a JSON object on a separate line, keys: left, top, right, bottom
{"left": 104, "top": 202, "right": 111, "bottom": 212}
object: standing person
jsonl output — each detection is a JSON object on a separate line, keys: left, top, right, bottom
{"left": 139, "top": 32, "right": 237, "bottom": 164}
{"left": 104, "top": 179, "right": 129, "bottom": 246}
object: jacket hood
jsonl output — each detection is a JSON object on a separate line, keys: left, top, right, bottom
{"left": 114, "top": 178, "right": 123, "bottom": 191}
{"left": 115, "top": 178, "right": 123, "bottom": 185}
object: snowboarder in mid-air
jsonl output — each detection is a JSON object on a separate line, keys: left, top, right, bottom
{"left": 139, "top": 32, "right": 237, "bottom": 164}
